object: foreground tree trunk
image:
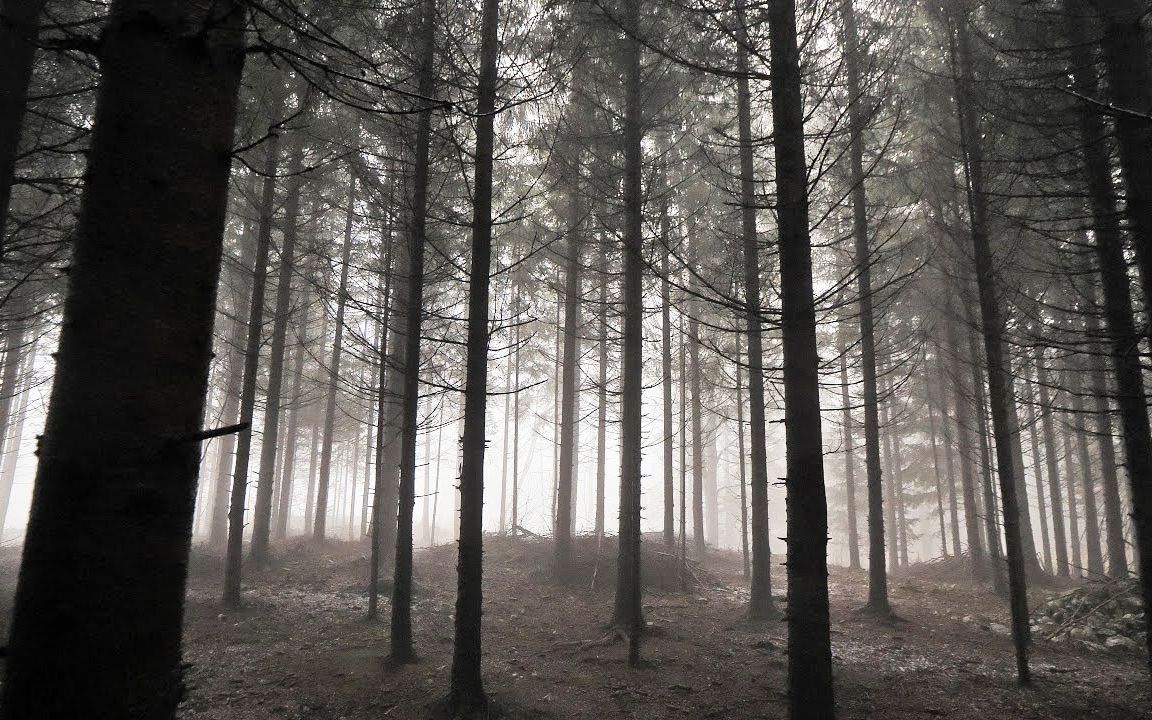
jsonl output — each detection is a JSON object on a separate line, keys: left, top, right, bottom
{"left": 450, "top": 0, "right": 498, "bottom": 709}
{"left": 0, "top": 312, "right": 29, "bottom": 535}
{"left": 0, "top": 2, "right": 245, "bottom": 715}
{"left": 661, "top": 208, "right": 675, "bottom": 548}
{"left": 735, "top": 0, "right": 778, "bottom": 619}
{"left": 768, "top": 0, "right": 835, "bottom": 715}
{"left": 0, "top": 0, "right": 46, "bottom": 238}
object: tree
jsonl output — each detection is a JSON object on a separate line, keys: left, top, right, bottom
{"left": 0, "top": 0, "right": 246, "bottom": 714}
{"left": 767, "top": 0, "right": 835, "bottom": 715}
{"left": 450, "top": 0, "right": 499, "bottom": 709}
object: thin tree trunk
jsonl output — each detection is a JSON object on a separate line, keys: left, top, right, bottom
{"left": 0, "top": 3, "right": 245, "bottom": 713}
{"left": 555, "top": 156, "right": 582, "bottom": 576}
{"left": 1023, "top": 372, "right": 1053, "bottom": 574}
{"left": 223, "top": 133, "right": 291, "bottom": 607}
{"left": 595, "top": 235, "right": 608, "bottom": 540}
{"left": 661, "top": 206, "right": 675, "bottom": 547}
{"left": 367, "top": 213, "right": 395, "bottom": 619}
{"left": 1061, "top": 418, "right": 1083, "bottom": 577}
{"left": 314, "top": 176, "right": 357, "bottom": 540}
{"left": 736, "top": 337, "right": 751, "bottom": 578}
{"left": 936, "top": 348, "right": 963, "bottom": 560}
{"left": 275, "top": 298, "right": 310, "bottom": 540}
{"left": 1069, "top": 358, "right": 1104, "bottom": 576}
{"left": 390, "top": 0, "right": 436, "bottom": 663}
{"left": 0, "top": 311, "right": 29, "bottom": 535}
{"left": 248, "top": 145, "right": 306, "bottom": 567}
{"left": 927, "top": 377, "right": 949, "bottom": 557}
{"left": 736, "top": 0, "right": 778, "bottom": 618}
{"left": 838, "top": 327, "right": 861, "bottom": 569}
{"left": 946, "top": 311, "right": 985, "bottom": 574}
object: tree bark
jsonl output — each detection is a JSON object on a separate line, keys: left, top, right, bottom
{"left": 612, "top": 0, "right": 644, "bottom": 668}
{"left": 0, "top": 2, "right": 245, "bottom": 714}
{"left": 767, "top": 0, "right": 835, "bottom": 713}
{"left": 450, "top": 0, "right": 498, "bottom": 706}
{"left": 0, "top": 0, "right": 46, "bottom": 240}
{"left": 736, "top": 0, "right": 777, "bottom": 618}
{"left": 313, "top": 174, "right": 357, "bottom": 540}
{"left": 838, "top": 325, "right": 861, "bottom": 569}
{"left": 555, "top": 153, "right": 582, "bottom": 576}
{"left": 390, "top": 0, "right": 436, "bottom": 663}
{"left": 248, "top": 145, "right": 306, "bottom": 566}
{"left": 661, "top": 205, "right": 675, "bottom": 547}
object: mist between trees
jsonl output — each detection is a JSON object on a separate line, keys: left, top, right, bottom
{"left": 0, "top": 0, "right": 1149, "bottom": 718}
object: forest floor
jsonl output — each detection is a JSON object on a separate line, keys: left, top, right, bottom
{"left": 1, "top": 536, "right": 1149, "bottom": 719}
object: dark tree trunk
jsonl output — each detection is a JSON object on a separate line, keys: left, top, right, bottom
{"left": 275, "top": 324, "right": 307, "bottom": 540}
{"left": 313, "top": 175, "right": 357, "bottom": 540}
{"left": 1061, "top": 418, "right": 1083, "bottom": 577}
{"left": 367, "top": 213, "right": 395, "bottom": 620}
{"left": 1023, "top": 372, "right": 1054, "bottom": 574}
{"left": 946, "top": 310, "right": 985, "bottom": 573}
{"left": 970, "top": 330, "right": 1005, "bottom": 594}
{"left": 613, "top": 0, "right": 644, "bottom": 668}
{"left": 736, "top": 338, "right": 752, "bottom": 578}
{"left": 841, "top": 0, "right": 888, "bottom": 615}
{"left": 687, "top": 228, "right": 706, "bottom": 558}
{"left": 390, "top": 0, "right": 436, "bottom": 663}
{"left": 736, "top": 0, "right": 778, "bottom": 618}
{"left": 936, "top": 349, "right": 964, "bottom": 562}
{"left": 768, "top": 0, "right": 835, "bottom": 714}
{"left": 450, "top": 0, "right": 498, "bottom": 707}
{"left": 0, "top": 2, "right": 245, "bottom": 715}
{"left": 555, "top": 155, "right": 582, "bottom": 577}
{"left": 248, "top": 146, "right": 305, "bottom": 567}
{"left": 1035, "top": 347, "right": 1070, "bottom": 578}
{"left": 927, "top": 376, "right": 949, "bottom": 557}
{"left": 950, "top": 2, "right": 1031, "bottom": 681}
{"left": 0, "top": 311, "right": 29, "bottom": 535}
{"left": 223, "top": 135, "right": 293, "bottom": 608}
{"left": 1065, "top": 0, "right": 1144, "bottom": 592}
{"left": 1090, "top": 352, "right": 1128, "bottom": 577}
{"left": 838, "top": 326, "right": 861, "bottom": 569}
{"left": 211, "top": 132, "right": 280, "bottom": 548}
{"left": 1069, "top": 359, "right": 1105, "bottom": 576}
{"left": 661, "top": 206, "right": 675, "bottom": 548}
{"left": 0, "top": 0, "right": 46, "bottom": 239}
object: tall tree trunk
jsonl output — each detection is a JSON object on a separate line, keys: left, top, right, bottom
{"left": 0, "top": 0, "right": 46, "bottom": 240}
{"left": 950, "top": 1, "right": 1031, "bottom": 681}
{"left": 595, "top": 234, "right": 608, "bottom": 540}
{"left": 390, "top": 0, "right": 436, "bottom": 663}
{"left": 687, "top": 227, "right": 706, "bottom": 558}
{"left": 1069, "top": 358, "right": 1104, "bottom": 576}
{"left": 275, "top": 327, "right": 307, "bottom": 540}
{"left": 613, "top": 0, "right": 644, "bottom": 668}
{"left": 0, "top": 337, "right": 33, "bottom": 539}
{"left": 768, "top": 0, "right": 835, "bottom": 713}
{"left": 248, "top": 146, "right": 306, "bottom": 567}
{"left": 211, "top": 132, "right": 280, "bottom": 548}
{"left": 927, "top": 377, "right": 949, "bottom": 557}
{"left": 0, "top": 311, "right": 29, "bottom": 535}
{"left": 1023, "top": 372, "right": 1054, "bottom": 574}
{"left": 314, "top": 175, "right": 357, "bottom": 540}
{"left": 1089, "top": 0, "right": 1152, "bottom": 318}
{"left": 661, "top": 207, "right": 675, "bottom": 547}
{"left": 223, "top": 135, "right": 294, "bottom": 607}
{"left": 450, "top": 0, "right": 498, "bottom": 706}
{"left": 841, "top": 0, "right": 888, "bottom": 615}
{"left": 736, "top": 338, "right": 752, "bottom": 577}
{"left": 367, "top": 214, "right": 395, "bottom": 619}
{"left": 971, "top": 330, "right": 1005, "bottom": 594}
{"left": 1065, "top": 0, "right": 1144, "bottom": 594}
{"left": 555, "top": 156, "right": 582, "bottom": 576}
{"left": 1061, "top": 417, "right": 1083, "bottom": 577}
{"left": 936, "top": 348, "right": 964, "bottom": 561}
{"left": 1090, "top": 352, "right": 1128, "bottom": 577}
{"left": 0, "top": 2, "right": 245, "bottom": 714}
{"left": 736, "top": 0, "right": 778, "bottom": 618}
{"left": 1035, "top": 347, "right": 1070, "bottom": 577}
{"left": 946, "top": 310, "right": 985, "bottom": 573}
{"left": 838, "top": 326, "right": 861, "bottom": 569}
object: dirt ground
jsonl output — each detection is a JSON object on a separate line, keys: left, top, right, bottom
{"left": 1, "top": 537, "right": 1148, "bottom": 719}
